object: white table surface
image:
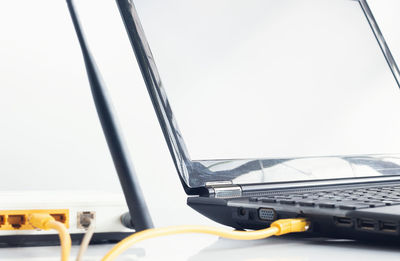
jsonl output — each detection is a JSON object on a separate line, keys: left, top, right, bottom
{"left": 1, "top": 0, "right": 400, "bottom": 260}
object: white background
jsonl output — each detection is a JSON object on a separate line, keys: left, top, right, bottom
{"left": 0, "top": 0, "right": 400, "bottom": 260}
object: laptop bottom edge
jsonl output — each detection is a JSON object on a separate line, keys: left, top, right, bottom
{"left": 187, "top": 196, "right": 400, "bottom": 243}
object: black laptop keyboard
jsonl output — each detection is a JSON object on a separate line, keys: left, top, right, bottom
{"left": 247, "top": 185, "right": 400, "bottom": 210}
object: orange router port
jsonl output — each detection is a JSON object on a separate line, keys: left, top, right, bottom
{"left": 51, "top": 213, "right": 67, "bottom": 223}
{"left": 0, "top": 209, "right": 69, "bottom": 230}
{"left": 8, "top": 215, "right": 25, "bottom": 229}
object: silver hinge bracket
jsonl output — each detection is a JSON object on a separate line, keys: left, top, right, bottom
{"left": 205, "top": 181, "right": 242, "bottom": 198}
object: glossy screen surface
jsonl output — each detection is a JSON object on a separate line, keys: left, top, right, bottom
{"left": 133, "top": 0, "right": 400, "bottom": 187}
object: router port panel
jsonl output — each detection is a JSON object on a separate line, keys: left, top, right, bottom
{"left": 0, "top": 210, "right": 69, "bottom": 230}
{"left": 0, "top": 192, "right": 131, "bottom": 237}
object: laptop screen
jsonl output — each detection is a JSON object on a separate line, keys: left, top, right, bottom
{"left": 132, "top": 0, "right": 400, "bottom": 188}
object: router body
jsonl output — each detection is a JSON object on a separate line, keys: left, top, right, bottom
{"left": 0, "top": 191, "right": 132, "bottom": 246}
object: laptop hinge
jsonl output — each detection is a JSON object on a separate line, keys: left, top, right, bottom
{"left": 205, "top": 181, "right": 242, "bottom": 198}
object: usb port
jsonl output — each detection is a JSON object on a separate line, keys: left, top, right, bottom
{"left": 334, "top": 217, "right": 353, "bottom": 227}
{"left": 379, "top": 221, "right": 397, "bottom": 233}
{"left": 357, "top": 219, "right": 376, "bottom": 231}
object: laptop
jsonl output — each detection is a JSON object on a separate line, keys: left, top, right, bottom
{"left": 116, "top": 0, "right": 400, "bottom": 241}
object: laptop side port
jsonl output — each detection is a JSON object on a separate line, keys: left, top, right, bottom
{"left": 334, "top": 217, "right": 353, "bottom": 227}
{"left": 379, "top": 221, "right": 398, "bottom": 233}
{"left": 357, "top": 219, "right": 377, "bottom": 231}
{"left": 258, "top": 208, "right": 276, "bottom": 221}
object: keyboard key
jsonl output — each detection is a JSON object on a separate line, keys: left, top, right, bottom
{"left": 298, "top": 201, "right": 315, "bottom": 207}
{"left": 382, "top": 200, "right": 400, "bottom": 206}
{"left": 279, "top": 200, "right": 296, "bottom": 205}
{"left": 367, "top": 202, "right": 386, "bottom": 208}
{"left": 249, "top": 197, "right": 258, "bottom": 202}
{"left": 339, "top": 204, "right": 369, "bottom": 210}
{"left": 260, "top": 198, "right": 277, "bottom": 203}
{"left": 318, "top": 202, "right": 336, "bottom": 208}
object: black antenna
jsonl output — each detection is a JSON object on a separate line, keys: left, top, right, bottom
{"left": 66, "top": 0, "right": 153, "bottom": 231}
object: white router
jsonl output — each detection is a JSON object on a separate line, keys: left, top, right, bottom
{"left": 0, "top": 191, "right": 132, "bottom": 246}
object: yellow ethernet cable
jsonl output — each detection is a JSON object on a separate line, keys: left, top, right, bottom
{"left": 101, "top": 218, "right": 309, "bottom": 261}
{"left": 28, "top": 213, "right": 71, "bottom": 261}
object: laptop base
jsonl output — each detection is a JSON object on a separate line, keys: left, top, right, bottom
{"left": 188, "top": 181, "right": 400, "bottom": 242}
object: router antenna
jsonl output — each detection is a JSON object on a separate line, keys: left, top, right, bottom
{"left": 66, "top": 0, "right": 153, "bottom": 231}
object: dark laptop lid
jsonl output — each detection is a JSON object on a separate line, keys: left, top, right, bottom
{"left": 118, "top": 0, "right": 400, "bottom": 195}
